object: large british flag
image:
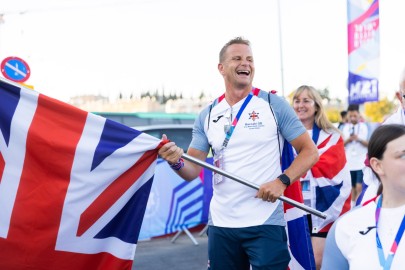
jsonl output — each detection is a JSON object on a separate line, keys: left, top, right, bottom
{"left": 281, "top": 139, "right": 316, "bottom": 270}
{"left": 282, "top": 126, "right": 352, "bottom": 270}
{"left": 308, "top": 129, "right": 351, "bottom": 234}
{"left": 0, "top": 78, "right": 162, "bottom": 269}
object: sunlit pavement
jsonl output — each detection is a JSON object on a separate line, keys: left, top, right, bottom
{"left": 133, "top": 229, "right": 208, "bottom": 270}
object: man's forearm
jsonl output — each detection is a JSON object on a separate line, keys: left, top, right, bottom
{"left": 284, "top": 147, "right": 319, "bottom": 184}
{"left": 174, "top": 160, "right": 203, "bottom": 181}
{"left": 172, "top": 148, "right": 209, "bottom": 181}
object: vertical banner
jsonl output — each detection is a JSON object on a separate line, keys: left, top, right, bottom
{"left": 347, "top": 0, "right": 379, "bottom": 104}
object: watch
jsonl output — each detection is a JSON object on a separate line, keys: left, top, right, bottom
{"left": 278, "top": 173, "right": 291, "bottom": 187}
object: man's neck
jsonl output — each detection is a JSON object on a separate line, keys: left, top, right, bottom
{"left": 225, "top": 86, "right": 252, "bottom": 106}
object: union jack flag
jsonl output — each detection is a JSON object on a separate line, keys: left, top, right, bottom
{"left": 307, "top": 129, "right": 351, "bottom": 234}
{"left": 0, "top": 78, "right": 162, "bottom": 269}
{"left": 282, "top": 127, "right": 352, "bottom": 270}
{"left": 282, "top": 139, "right": 316, "bottom": 270}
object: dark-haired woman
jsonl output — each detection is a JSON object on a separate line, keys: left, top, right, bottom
{"left": 322, "top": 124, "right": 405, "bottom": 269}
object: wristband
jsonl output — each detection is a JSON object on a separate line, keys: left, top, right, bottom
{"left": 169, "top": 158, "right": 184, "bottom": 171}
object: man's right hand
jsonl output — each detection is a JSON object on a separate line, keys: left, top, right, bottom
{"left": 158, "top": 134, "right": 184, "bottom": 164}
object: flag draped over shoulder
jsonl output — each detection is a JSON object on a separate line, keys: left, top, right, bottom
{"left": 307, "top": 129, "right": 351, "bottom": 233}
{"left": 282, "top": 127, "right": 352, "bottom": 270}
{"left": 0, "top": 78, "right": 161, "bottom": 270}
{"left": 281, "top": 139, "right": 316, "bottom": 270}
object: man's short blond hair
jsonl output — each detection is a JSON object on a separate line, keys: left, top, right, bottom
{"left": 219, "top": 37, "right": 250, "bottom": 63}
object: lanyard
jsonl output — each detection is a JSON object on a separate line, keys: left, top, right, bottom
{"left": 375, "top": 195, "right": 405, "bottom": 269}
{"left": 221, "top": 93, "right": 253, "bottom": 148}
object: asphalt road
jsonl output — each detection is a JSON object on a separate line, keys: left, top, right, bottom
{"left": 133, "top": 229, "right": 208, "bottom": 270}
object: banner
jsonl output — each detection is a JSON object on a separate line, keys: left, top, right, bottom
{"left": 139, "top": 158, "right": 213, "bottom": 240}
{"left": 347, "top": 0, "right": 380, "bottom": 104}
{"left": 0, "top": 78, "right": 161, "bottom": 270}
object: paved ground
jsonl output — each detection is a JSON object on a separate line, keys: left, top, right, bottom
{"left": 133, "top": 229, "right": 208, "bottom": 270}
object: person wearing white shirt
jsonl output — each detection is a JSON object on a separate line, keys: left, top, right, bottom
{"left": 158, "top": 37, "right": 319, "bottom": 270}
{"left": 322, "top": 124, "right": 405, "bottom": 269}
{"left": 342, "top": 104, "right": 369, "bottom": 206}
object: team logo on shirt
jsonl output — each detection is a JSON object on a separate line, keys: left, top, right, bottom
{"left": 245, "top": 111, "right": 264, "bottom": 130}
{"left": 249, "top": 111, "right": 259, "bottom": 121}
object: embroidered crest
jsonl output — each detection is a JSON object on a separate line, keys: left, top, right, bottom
{"left": 249, "top": 111, "right": 260, "bottom": 121}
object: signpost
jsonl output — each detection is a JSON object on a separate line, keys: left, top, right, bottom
{"left": 1, "top": 56, "right": 31, "bottom": 83}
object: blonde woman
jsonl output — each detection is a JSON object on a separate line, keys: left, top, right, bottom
{"left": 291, "top": 85, "right": 352, "bottom": 269}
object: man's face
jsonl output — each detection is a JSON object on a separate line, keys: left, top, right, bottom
{"left": 218, "top": 44, "right": 255, "bottom": 89}
{"left": 347, "top": 110, "right": 360, "bottom": 125}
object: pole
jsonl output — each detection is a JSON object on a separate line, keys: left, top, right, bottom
{"left": 277, "top": 0, "right": 285, "bottom": 97}
{"left": 182, "top": 153, "right": 327, "bottom": 219}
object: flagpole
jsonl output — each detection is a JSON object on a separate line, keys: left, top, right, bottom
{"left": 182, "top": 153, "right": 327, "bottom": 219}
{"left": 277, "top": 0, "right": 285, "bottom": 97}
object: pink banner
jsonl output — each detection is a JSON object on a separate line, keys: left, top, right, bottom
{"left": 347, "top": 0, "right": 379, "bottom": 104}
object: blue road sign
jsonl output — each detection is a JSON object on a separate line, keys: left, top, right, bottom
{"left": 1, "top": 56, "right": 31, "bottom": 83}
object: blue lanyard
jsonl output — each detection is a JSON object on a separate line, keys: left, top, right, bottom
{"left": 375, "top": 195, "right": 405, "bottom": 269}
{"left": 222, "top": 93, "right": 253, "bottom": 148}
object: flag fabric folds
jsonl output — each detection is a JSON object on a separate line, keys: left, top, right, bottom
{"left": 282, "top": 127, "right": 352, "bottom": 270}
{"left": 0, "top": 78, "right": 161, "bottom": 270}
{"left": 281, "top": 139, "right": 316, "bottom": 270}
{"left": 307, "top": 129, "right": 351, "bottom": 233}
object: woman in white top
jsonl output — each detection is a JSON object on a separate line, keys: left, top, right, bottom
{"left": 292, "top": 85, "right": 352, "bottom": 269}
{"left": 322, "top": 124, "right": 405, "bottom": 269}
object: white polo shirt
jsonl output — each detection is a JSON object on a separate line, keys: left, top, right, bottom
{"left": 323, "top": 199, "right": 405, "bottom": 269}
{"left": 342, "top": 122, "right": 369, "bottom": 171}
{"left": 190, "top": 89, "right": 305, "bottom": 228}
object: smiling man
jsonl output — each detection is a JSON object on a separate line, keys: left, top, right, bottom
{"left": 158, "top": 37, "right": 319, "bottom": 270}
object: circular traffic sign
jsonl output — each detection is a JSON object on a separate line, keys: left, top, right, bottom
{"left": 1, "top": 56, "right": 31, "bottom": 83}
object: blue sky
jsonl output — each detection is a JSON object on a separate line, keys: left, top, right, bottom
{"left": 1, "top": 0, "right": 404, "bottom": 103}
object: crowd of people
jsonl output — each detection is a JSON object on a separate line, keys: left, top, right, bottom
{"left": 158, "top": 36, "right": 405, "bottom": 269}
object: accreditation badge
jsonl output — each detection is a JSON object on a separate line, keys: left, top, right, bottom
{"left": 213, "top": 149, "right": 224, "bottom": 184}
{"left": 301, "top": 178, "right": 311, "bottom": 207}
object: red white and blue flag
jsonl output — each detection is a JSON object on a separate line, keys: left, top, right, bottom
{"left": 281, "top": 139, "right": 316, "bottom": 270}
{"left": 307, "top": 129, "right": 351, "bottom": 234}
{"left": 282, "top": 127, "right": 352, "bottom": 269}
{"left": 0, "top": 78, "right": 162, "bottom": 269}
